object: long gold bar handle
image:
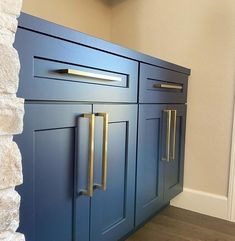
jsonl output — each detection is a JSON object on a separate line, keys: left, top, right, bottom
{"left": 59, "top": 69, "right": 122, "bottom": 82}
{"left": 96, "top": 113, "right": 109, "bottom": 191}
{"left": 162, "top": 110, "right": 171, "bottom": 162}
{"left": 171, "top": 110, "right": 177, "bottom": 161}
{"left": 81, "top": 113, "right": 95, "bottom": 197}
{"left": 153, "top": 83, "right": 183, "bottom": 90}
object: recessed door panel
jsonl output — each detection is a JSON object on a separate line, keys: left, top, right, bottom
{"left": 34, "top": 128, "right": 74, "bottom": 241}
{"left": 136, "top": 104, "right": 187, "bottom": 225}
{"left": 142, "top": 118, "right": 160, "bottom": 204}
{"left": 101, "top": 122, "right": 126, "bottom": 230}
{"left": 15, "top": 104, "right": 92, "bottom": 241}
{"left": 91, "top": 104, "right": 137, "bottom": 241}
{"left": 135, "top": 105, "right": 165, "bottom": 226}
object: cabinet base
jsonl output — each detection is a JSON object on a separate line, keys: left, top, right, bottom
{"left": 119, "top": 202, "right": 170, "bottom": 241}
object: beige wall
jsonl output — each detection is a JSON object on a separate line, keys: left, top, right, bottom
{"left": 111, "top": 0, "right": 235, "bottom": 196}
{"left": 22, "top": 0, "right": 111, "bottom": 41}
{"left": 21, "top": 0, "right": 235, "bottom": 196}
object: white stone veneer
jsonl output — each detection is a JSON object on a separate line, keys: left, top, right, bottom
{"left": 0, "top": 0, "right": 25, "bottom": 240}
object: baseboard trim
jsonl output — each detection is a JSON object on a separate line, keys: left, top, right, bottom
{"left": 170, "top": 188, "right": 228, "bottom": 220}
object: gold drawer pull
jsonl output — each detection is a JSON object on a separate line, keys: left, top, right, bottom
{"left": 81, "top": 113, "right": 95, "bottom": 197}
{"left": 60, "top": 69, "right": 122, "bottom": 82}
{"left": 153, "top": 83, "right": 183, "bottom": 90}
{"left": 162, "top": 110, "right": 171, "bottom": 162}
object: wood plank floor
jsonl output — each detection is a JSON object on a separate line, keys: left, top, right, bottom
{"left": 126, "top": 206, "right": 235, "bottom": 241}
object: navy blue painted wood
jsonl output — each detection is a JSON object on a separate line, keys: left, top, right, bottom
{"left": 136, "top": 104, "right": 187, "bottom": 225}
{"left": 139, "top": 63, "right": 188, "bottom": 104}
{"left": 17, "top": 13, "right": 191, "bottom": 75}
{"left": 135, "top": 104, "right": 165, "bottom": 226}
{"left": 163, "top": 105, "right": 187, "bottom": 201}
{"left": 91, "top": 105, "right": 137, "bottom": 241}
{"left": 15, "top": 28, "right": 138, "bottom": 102}
{"left": 14, "top": 12, "right": 190, "bottom": 241}
{"left": 15, "top": 104, "right": 92, "bottom": 241}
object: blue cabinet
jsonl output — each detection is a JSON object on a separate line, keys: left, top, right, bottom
{"left": 15, "top": 104, "right": 137, "bottom": 241}
{"left": 15, "top": 13, "right": 190, "bottom": 241}
{"left": 135, "top": 104, "right": 186, "bottom": 225}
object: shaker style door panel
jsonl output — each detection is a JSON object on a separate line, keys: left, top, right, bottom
{"left": 163, "top": 105, "right": 187, "bottom": 201}
{"left": 136, "top": 104, "right": 187, "bottom": 225}
{"left": 15, "top": 104, "right": 92, "bottom": 241}
{"left": 15, "top": 28, "right": 138, "bottom": 102}
{"left": 90, "top": 105, "right": 137, "bottom": 241}
{"left": 135, "top": 105, "right": 165, "bottom": 226}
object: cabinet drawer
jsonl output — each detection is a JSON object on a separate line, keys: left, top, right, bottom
{"left": 139, "top": 63, "right": 188, "bottom": 103}
{"left": 15, "top": 28, "right": 138, "bottom": 102}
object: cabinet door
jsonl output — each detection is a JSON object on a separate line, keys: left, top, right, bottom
{"left": 163, "top": 105, "right": 186, "bottom": 201}
{"left": 90, "top": 105, "right": 137, "bottom": 241}
{"left": 15, "top": 104, "right": 92, "bottom": 241}
{"left": 135, "top": 105, "right": 165, "bottom": 226}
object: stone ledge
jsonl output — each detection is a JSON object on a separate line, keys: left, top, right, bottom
{"left": 0, "top": 137, "right": 22, "bottom": 189}
{"left": 0, "top": 189, "right": 20, "bottom": 234}
{"left": 0, "top": 97, "right": 24, "bottom": 135}
{"left": 0, "top": 45, "right": 20, "bottom": 94}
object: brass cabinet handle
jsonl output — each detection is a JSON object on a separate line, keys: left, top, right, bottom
{"left": 81, "top": 113, "right": 95, "bottom": 197}
{"left": 96, "top": 113, "right": 109, "bottom": 191}
{"left": 162, "top": 110, "right": 171, "bottom": 162}
{"left": 171, "top": 110, "right": 177, "bottom": 161}
{"left": 153, "top": 83, "right": 183, "bottom": 90}
{"left": 59, "top": 69, "right": 122, "bottom": 82}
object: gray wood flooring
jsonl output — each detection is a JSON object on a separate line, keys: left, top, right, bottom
{"left": 126, "top": 206, "right": 235, "bottom": 241}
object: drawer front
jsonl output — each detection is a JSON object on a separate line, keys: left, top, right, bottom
{"left": 15, "top": 28, "right": 138, "bottom": 102}
{"left": 139, "top": 63, "right": 188, "bottom": 103}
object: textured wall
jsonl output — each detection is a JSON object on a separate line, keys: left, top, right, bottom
{"left": 111, "top": 0, "right": 235, "bottom": 196}
{"left": 0, "top": 0, "right": 25, "bottom": 240}
{"left": 22, "top": 0, "right": 112, "bottom": 41}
